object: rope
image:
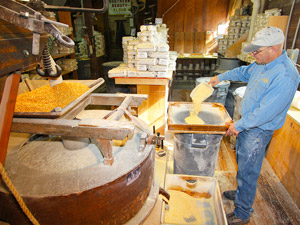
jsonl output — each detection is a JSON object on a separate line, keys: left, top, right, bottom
{"left": 0, "top": 162, "right": 40, "bottom": 225}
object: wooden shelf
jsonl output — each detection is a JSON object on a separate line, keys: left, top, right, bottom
{"left": 177, "top": 56, "right": 217, "bottom": 59}
{"left": 176, "top": 69, "right": 213, "bottom": 73}
{"left": 61, "top": 70, "right": 75, "bottom": 76}
{"left": 53, "top": 52, "right": 74, "bottom": 59}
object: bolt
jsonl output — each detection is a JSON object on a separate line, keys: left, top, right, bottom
{"left": 23, "top": 50, "right": 30, "bottom": 57}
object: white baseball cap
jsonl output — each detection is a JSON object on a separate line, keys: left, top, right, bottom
{"left": 242, "top": 26, "right": 285, "bottom": 53}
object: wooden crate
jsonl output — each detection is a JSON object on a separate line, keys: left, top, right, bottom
{"left": 168, "top": 102, "right": 231, "bottom": 134}
{"left": 161, "top": 174, "right": 227, "bottom": 225}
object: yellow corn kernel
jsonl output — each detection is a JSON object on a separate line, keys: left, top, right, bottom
{"left": 15, "top": 82, "right": 89, "bottom": 112}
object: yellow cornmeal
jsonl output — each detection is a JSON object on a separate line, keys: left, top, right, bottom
{"left": 112, "top": 137, "right": 128, "bottom": 146}
{"left": 15, "top": 82, "right": 89, "bottom": 112}
{"left": 185, "top": 83, "right": 213, "bottom": 124}
{"left": 164, "top": 190, "right": 217, "bottom": 224}
{"left": 185, "top": 115, "right": 205, "bottom": 124}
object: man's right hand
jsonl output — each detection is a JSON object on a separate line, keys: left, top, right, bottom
{"left": 208, "top": 76, "right": 220, "bottom": 87}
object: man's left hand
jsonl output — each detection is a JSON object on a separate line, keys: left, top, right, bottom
{"left": 225, "top": 121, "right": 239, "bottom": 137}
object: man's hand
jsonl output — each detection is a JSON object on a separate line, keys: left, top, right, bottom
{"left": 208, "top": 76, "right": 220, "bottom": 87}
{"left": 225, "top": 121, "right": 239, "bottom": 137}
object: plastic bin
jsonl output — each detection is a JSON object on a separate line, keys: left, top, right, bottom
{"left": 225, "top": 81, "right": 247, "bottom": 118}
{"left": 102, "top": 61, "right": 130, "bottom": 93}
{"left": 195, "top": 77, "right": 230, "bottom": 106}
{"left": 174, "top": 133, "right": 223, "bottom": 177}
{"left": 229, "top": 86, "right": 247, "bottom": 149}
{"left": 233, "top": 86, "right": 247, "bottom": 120}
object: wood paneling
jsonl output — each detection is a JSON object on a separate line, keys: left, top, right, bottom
{"left": 158, "top": 0, "right": 230, "bottom": 53}
{"left": 184, "top": 0, "right": 195, "bottom": 32}
{"left": 194, "top": 32, "right": 206, "bottom": 54}
{"left": 174, "top": 32, "right": 184, "bottom": 53}
{"left": 215, "top": 138, "right": 300, "bottom": 225}
{"left": 266, "top": 0, "right": 300, "bottom": 65}
{"left": 266, "top": 115, "right": 300, "bottom": 209}
{"left": 194, "top": 0, "right": 205, "bottom": 32}
{"left": 184, "top": 32, "right": 194, "bottom": 53}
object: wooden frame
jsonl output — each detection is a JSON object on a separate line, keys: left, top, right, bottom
{"left": 11, "top": 80, "right": 149, "bottom": 166}
{"left": 168, "top": 102, "right": 231, "bottom": 134}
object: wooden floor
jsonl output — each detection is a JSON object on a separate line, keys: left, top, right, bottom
{"left": 216, "top": 136, "right": 300, "bottom": 225}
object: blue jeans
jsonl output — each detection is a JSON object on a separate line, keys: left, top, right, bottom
{"left": 234, "top": 128, "right": 274, "bottom": 220}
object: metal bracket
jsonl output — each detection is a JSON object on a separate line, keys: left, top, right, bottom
{"left": 139, "top": 133, "right": 148, "bottom": 152}
{"left": 0, "top": 0, "right": 74, "bottom": 55}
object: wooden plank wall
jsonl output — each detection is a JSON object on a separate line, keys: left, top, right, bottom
{"left": 157, "top": 0, "right": 230, "bottom": 54}
{"left": 266, "top": 115, "right": 300, "bottom": 209}
{"left": 266, "top": 0, "right": 300, "bottom": 66}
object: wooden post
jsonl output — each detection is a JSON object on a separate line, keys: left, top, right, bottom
{"left": 83, "top": 0, "right": 100, "bottom": 79}
{"left": 96, "top": 139, "right": 114, "bottom": 166}
{"left": 0, "top": 73, "right": 20, "bottom": 165}
{"left": 58, "top": 11, "right": 78, "bottom": 80}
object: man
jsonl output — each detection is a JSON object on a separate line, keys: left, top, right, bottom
{"left": 209, "top": 26, "right": 299, "bottom": 225}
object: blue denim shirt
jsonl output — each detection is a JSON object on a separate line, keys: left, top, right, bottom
{"left": 218, "top": 51, "right": 299, "bottom": 132}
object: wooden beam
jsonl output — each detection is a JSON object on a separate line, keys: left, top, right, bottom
{"left": 61, "top": 96, "right": 92, "bottom": 119}
{"left": 11, "top": 118, "right": 134, "bottom": 140}
{"left": 108, "top": 96, "right": 133, "bottom": 121}
{"left": 0, "top": 73, "right": 20, "bottom": 165}
{"left": 83, "top": 0, "right": 99, "bottom": 79}
{"left": 90, "top": 93, "right": 148, "bottom": 107}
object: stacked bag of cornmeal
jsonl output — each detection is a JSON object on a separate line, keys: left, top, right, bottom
{"left": 252, "top": 8, "right": 281, "bottom": 38}
{"left": 52, "top": 40, "right": 75, "bottom": 55}
{"left": 56, "top": 58, "right": 78, "bottom": 72}
{"left": 105, "top": 63, "right": 129, "bottom": 77}
{"left": 156, "top": 24, "right": 169, "bottom": 44}
{"left": 58, "top": 26, "right": 73, "bottom": 36}
{"left": 138, "top": 25, "right": 159, "bottom": 43}
{"left": 127, "top": 38, "right": 142, "bottom": 68}
{"left": 132, "top": 42, "right": 169, "bottom": 77}
{"left": 94, "top": 31, "right": 105, "bottom": 57}
{"left": 122, "top": 36, "right": 135, "bottom": 64}
{"left": 218, "top": 15, "right": 251, "bottom": 56}
{"left": 109, "top": 37, "right": 141, "bottom": 77}
{"left": 109, "top": 23, "right": 177, "bottom": 78}
{"left": 78, "top": 39, "right": 89, "bottom": 59}
{"left": 238, "top": 8, "right": 281, "bottom": 63}
{"left": 169, "top": 51, "right": 178, "bottom": 71}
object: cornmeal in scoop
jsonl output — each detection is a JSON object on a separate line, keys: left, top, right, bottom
{"left": 185, "top": 82, "right": 213, "bottom": 124}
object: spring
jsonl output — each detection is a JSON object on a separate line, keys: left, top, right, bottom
{"left": 42, "top": 46, "right": 52, "bottom": 71}
{"left": 36, "top": 45, "right": 61, "bottom": 78}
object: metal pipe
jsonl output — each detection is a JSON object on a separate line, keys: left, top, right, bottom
{"left": 291, "top": 16, "right": 300, "bottom": 49}
{"left": 45, "top": 0, "right": 108, "bottom": 13}
{"left": 162, "top": 0, "right": 181, "bottom": 20}
{"left": 284, "top": 0, "right": 296, "bottom": 50}
{"left": 248, "top": 0, "right": 261, "bottom": 42}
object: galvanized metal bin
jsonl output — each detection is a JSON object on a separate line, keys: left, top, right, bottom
{"left": 168, "top": 102, "right": 231, "bottom": 177}
{"left": 174, "top": 133, "right": 223, "bottom": 176}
